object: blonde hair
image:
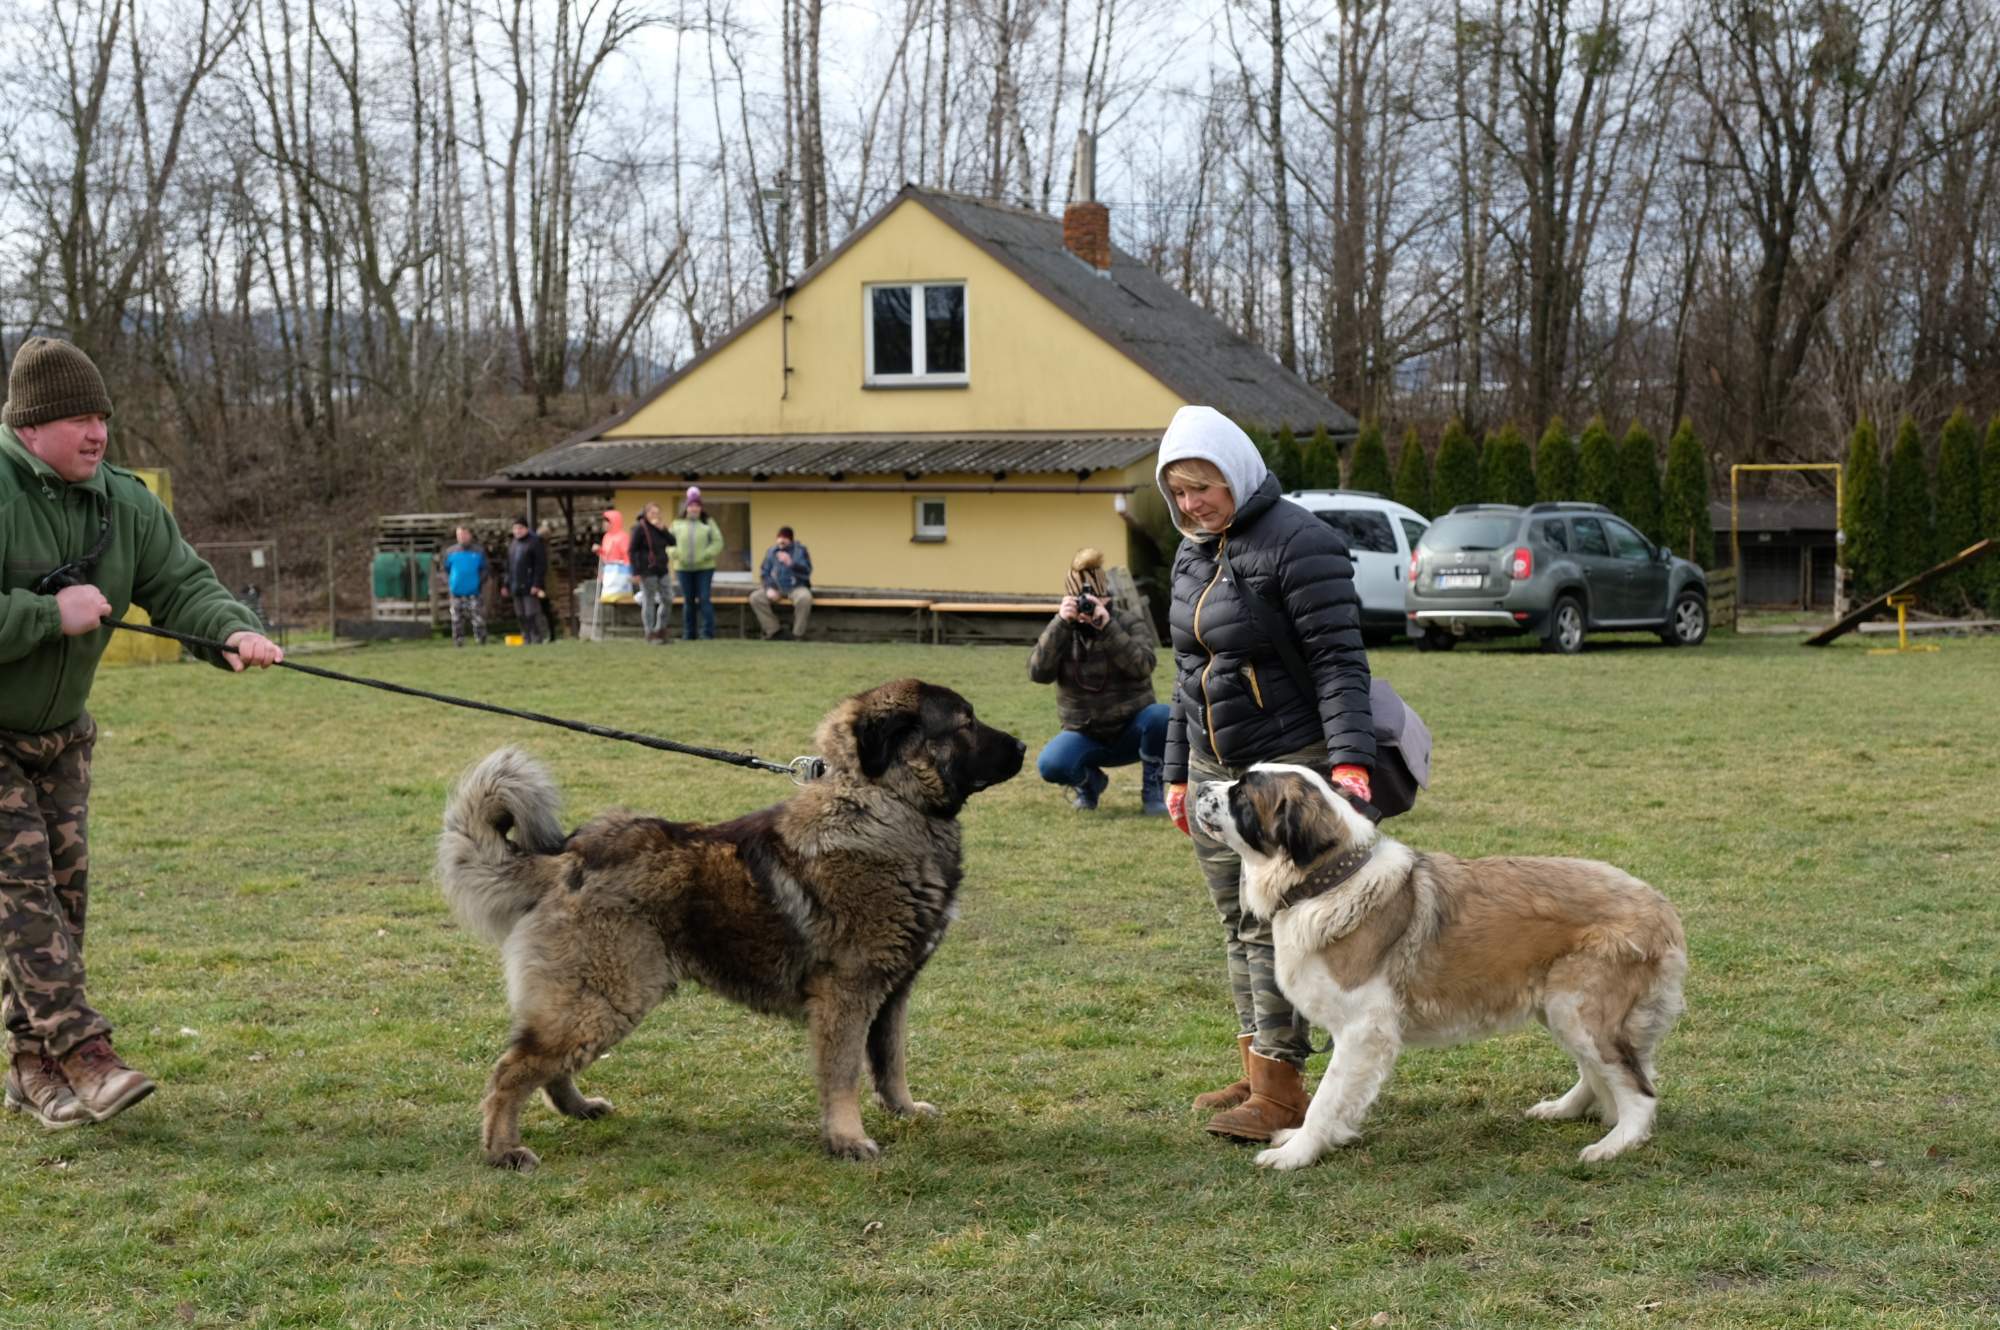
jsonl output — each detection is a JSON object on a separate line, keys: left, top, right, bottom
{"left": 1162, "top": 458, "right": 1228, "bottom": 491}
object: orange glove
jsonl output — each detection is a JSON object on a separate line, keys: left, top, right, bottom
{"left": 1167, "top": 783, "right": 1190, "bottom": 836}
{"left": 1330, "top": 765, "right": 1372, "bottom": 805}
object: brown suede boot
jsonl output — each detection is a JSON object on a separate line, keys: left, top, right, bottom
{"left": 58, "top": 1037, "right": 155, "bottom": 1122}
{"left": 1204, "top": 1048, "right": 1308, "bottom": 1142}
{"left": 1192, "top": 1034, "right": 1255, "bottom": 1112}
{"left": 4, "top": 1051, "right": 88, "bottom": 1130}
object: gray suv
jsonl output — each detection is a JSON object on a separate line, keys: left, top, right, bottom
{"left": 1405, "top": 503, "right": 1709, "bottom": 653}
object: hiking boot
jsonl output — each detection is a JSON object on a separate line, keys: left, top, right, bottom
{"left": 1141, "top": 758, "right": 1168, "bottom": 815}
{"left": 1191, "top": 1034, "right": 1256, "bottom": 1112}
{"left": 57, "top": 1037, "right": 155, "bottom": 1123}
{"left": 1205, "top": 1049, "right": 1308, "bottom": 1142}
{"left": 4, "top": 1052, "right": 88, "bottom": 1130}
{"left": 1068, "top": 766, "right": 1109, "bottom": 811}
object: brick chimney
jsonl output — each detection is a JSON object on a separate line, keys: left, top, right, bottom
{"left": 1063, "top": 132, "right": 1112, "bottom": 274}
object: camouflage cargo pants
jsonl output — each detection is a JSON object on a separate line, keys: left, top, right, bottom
{"left": 1188, "top": 740, "right": 1328, "bottom": 1067}
{"left": 450, "top": 593, "right": 487, "bottom": 646}
{"left": 0, "top": 713, "right": 108, "bottom": 1060}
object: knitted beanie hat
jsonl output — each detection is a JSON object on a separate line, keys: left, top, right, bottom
{"left": 685, "top": 485, "right": 702, "bottom": 505}
{"left": 4, "top": 337, "right": 114, "bottom": 429}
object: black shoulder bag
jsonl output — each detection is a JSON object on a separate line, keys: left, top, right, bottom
{"left": 1214, "top": 543, "right": 1430, "bottom": 819}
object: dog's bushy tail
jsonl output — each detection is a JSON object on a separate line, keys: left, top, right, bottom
{"left": 437, "top": 747, "right": 566, "bottom": 944}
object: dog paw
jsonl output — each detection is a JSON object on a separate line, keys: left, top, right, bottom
{"left": 1253, "top": 1141, "right": 1320, "bottom": 1171}
{"left": 1268, "top": 1127, "right": 1298, "bottom": 1148}
{"left": 1577, "top": 1135, "right": 1637, "bottom": 1163}
{"left": 1526, "top": 1098, "right": 1585, "bottom": 1122}
{"left": 572, "top": 1097, "right": 615, "bottom": 1120}
{"left": 488, "top": 1146, "right": 541, "bottom": 1172}
{"left": 826, "top": 1134, "right": 882, "bottom": 1161}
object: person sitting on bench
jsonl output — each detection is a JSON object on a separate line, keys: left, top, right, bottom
{"left": 750, "top": 526, "right": 813, "bottom": 641}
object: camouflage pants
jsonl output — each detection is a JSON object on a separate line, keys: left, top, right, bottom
{"left": 1188, "top": 740, "right": 1329, "bottom": 1067}
{"left": 450, "top": 593, "right": 487, "bottom": 645}
{"left": 0, "top": 713, "right": 108, "bottom": 1060}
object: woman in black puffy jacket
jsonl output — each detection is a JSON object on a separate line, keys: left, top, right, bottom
{"left": 1155, "top": 404, "right": 1376, "bottom": 1143}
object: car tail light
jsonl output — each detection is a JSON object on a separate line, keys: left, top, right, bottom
{"left": 1408, "top": 552, "right": 1420, "bottom": 582}
{"left": 1508, "top": 546, "right": 1533, "bottom": 580}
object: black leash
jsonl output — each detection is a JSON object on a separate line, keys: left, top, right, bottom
{"left": 101, "top": 619, "right": 825, "bottom": 782}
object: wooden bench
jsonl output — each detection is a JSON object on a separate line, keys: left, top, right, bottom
{"left": 653, "top": 592, "right": 934, "bottom": 641}
{"left": 928, "top": 600, "right": 1058, "bottom": 645}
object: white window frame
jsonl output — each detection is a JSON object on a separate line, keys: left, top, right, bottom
{"left": 864, "top": 281, "right": 969, "bottom": 386}
{"left": 913, "top": 496, "right": 948, "bottom": 543}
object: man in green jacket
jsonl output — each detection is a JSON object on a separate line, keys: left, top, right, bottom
{"left": 2, "top": 337, "right": 282, "bottom": 1129}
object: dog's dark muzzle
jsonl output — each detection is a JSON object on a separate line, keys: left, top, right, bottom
{"left": 969, "top": 728, "right": 1026, "bottom": 792}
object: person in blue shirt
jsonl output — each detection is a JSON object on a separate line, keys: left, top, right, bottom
{"left": 750, "top": 526, "right": 814, "bottom": 640}
{"left": 442, "top": 526, "right": 489, "bottom": 647}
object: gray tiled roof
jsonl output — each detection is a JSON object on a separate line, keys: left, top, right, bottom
{"left": 500, "top": 432, "right": 1160, "bottom": 480}
{"left": 1709, "top": 498, "right": 1838, "bottom": 532}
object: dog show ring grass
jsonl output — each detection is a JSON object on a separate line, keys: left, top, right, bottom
{"left": 2, "top": 629, "right": 1994, "bottom": 1327}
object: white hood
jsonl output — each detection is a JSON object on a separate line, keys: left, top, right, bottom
{"left": 1154, "top": 405, "right": 1270, "bottom": 541}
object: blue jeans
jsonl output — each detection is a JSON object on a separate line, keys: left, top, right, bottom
{"left": 677, "top": 569, "right": 715, "bottom": 639}
{"left": 1036, "top": 704, "right": 1170, "bottom": 786}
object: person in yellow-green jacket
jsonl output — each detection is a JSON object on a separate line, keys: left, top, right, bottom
{"left": 1, "top": 337, "right": 283, "bottom": 1130}
{"left": 669, "top": 485, "right": 725, "bottom": 639}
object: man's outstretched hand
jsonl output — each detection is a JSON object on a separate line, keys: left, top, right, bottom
{"left": 222, "top": 631, "right": 285, "bottom": 671}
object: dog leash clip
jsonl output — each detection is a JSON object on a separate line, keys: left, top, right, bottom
{"left": 788, "top": 755, "right": 826, "bottom": 785}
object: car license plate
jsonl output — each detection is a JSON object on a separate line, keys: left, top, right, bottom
{"left": 1435, "top": 573, "right": 1482, "bottom": 588}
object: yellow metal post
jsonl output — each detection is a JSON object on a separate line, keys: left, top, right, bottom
{"left": 1867, "top": 593, "right": 1939, "bottom": 655}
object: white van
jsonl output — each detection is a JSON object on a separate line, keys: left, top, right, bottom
{"left": 1280, "top": 490, "right": 1431, "bottom": 640}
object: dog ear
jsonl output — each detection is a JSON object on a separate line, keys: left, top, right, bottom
{"left": 1276, "top": 783, "right": 1342, "bottom": 864}
{"left": 852, "top": 711, "right": 919, "bottom": 779}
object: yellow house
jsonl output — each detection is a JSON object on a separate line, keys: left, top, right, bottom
{"left": 470, "top": 184, "right": 1356, "bottom": 598}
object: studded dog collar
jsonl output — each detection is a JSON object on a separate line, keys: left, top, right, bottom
{"left": 1272, "top": 844, "right": 1376, "bottom": 915}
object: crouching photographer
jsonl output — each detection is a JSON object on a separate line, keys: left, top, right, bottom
{"left": 1028, "top": 549, "right": 1170, "bottom": 814}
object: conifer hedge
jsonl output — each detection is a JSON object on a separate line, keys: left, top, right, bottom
{"left": 1577, "top": 417, "right": 1619, "bottom": 511}
{"left": 1345, "top": 421, "right": 1393, "bottom": 494}
{"left": 1885, "top": 418, "right": 1933, "bottom": 588}
{"left": 1661, "top": 419, "right": 1714, "bottom": 566}
{"left": 1841, "top": 419, "right": 1889, "bottom": 602}
{"left": 1535, "top": 418, "right": 1578, "bottom": 502}
{"left": 1481, "top": 424, "right": 1536, "bottom": 506}
{"left": 1619, "top": 423, "right": 1664, "bottom": 542}
{"left": 1433, "top": 420, "right": 1483, "bottom": 513}
{"left": 1393, "top": 426, "right": 1432, "bottom": 517}
{"left": 1933, "top": 408, "right": 1983, "bottom": 613}
{"left": 1982, "top": 417, "right": 2000, "bottom": 613}
{"left": 1301, "top": 425, "right": 1343, "bottom": 490}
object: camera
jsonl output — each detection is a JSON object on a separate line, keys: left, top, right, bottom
{"left": 1071, "top": 591, "right": 1103, "bottom": 627}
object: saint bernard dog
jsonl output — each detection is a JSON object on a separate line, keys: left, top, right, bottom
{"left": 1192, "top": 764, "right": 1686, "bottom": 1170}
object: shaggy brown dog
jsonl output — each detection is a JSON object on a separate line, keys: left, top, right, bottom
{"left": 436, "top": 679, "right": 1025, "bottom": 1170}
{"left": 1193, "top": 764, "right": 1686, "bottom": 1169}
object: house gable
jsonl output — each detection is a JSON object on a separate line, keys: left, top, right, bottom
{"left": 605, "top": 195, "right": 1188, "bottom": 440}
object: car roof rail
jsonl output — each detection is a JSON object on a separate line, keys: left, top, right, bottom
{"left": 1289, "top": 488, "right": 1389, "bottom": 500}
{"left": 1444, "top": 503, "right": 1524, "bottom": 514}
{"left": 1526, "top": 501, "right": 1611, "bottom": 513}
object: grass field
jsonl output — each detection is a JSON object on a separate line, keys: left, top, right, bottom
{"left": 3, "top": 628, "right": 1995, "bottom": 1328}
